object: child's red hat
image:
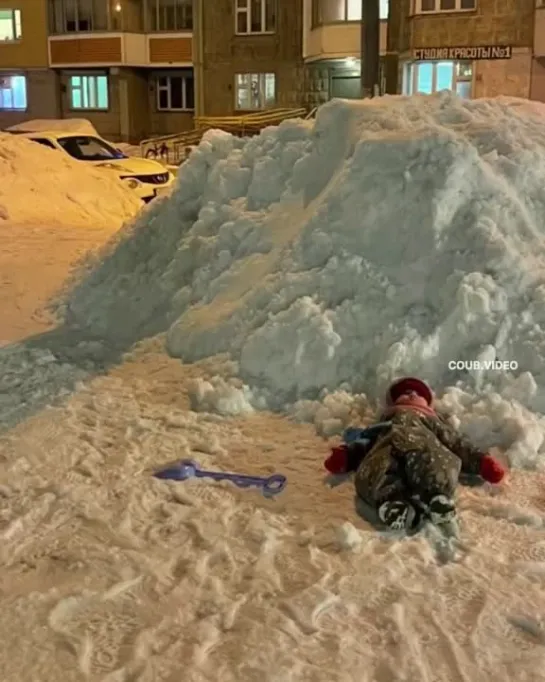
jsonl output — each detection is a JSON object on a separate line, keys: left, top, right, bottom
{"left": 386, "top": 377, "right": 434, "bottom": 406}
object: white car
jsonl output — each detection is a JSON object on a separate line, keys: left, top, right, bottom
{"left": 15, "top": 130, "right": 175, "bottom": 202}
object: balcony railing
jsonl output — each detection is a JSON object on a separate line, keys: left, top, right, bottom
{"left": 47, "top": 0, "right": 193, "bottom": 35}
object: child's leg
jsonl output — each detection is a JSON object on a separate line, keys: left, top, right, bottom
{"left": 354, "top": 444, "right": 421, "bottom": 531}
{"left": 403, "top": 449, "right": 461, "bottom": 525}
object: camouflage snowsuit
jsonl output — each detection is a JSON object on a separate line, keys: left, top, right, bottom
{"left": 354, "top": 409, "right": 486, "bottom": 509}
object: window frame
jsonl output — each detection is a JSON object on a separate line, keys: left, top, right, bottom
{"left": 152, "top": 0, "right": 193, "bottom": 32}
{"left": 156, "top": 74, "right": 195, "bottom": 111}
{"left": 403, "top": 60, "right": 473, "bottom": 97}
{"left": 68, "top": 73, "right": 109, "bottom": 111}
{"left": 0, "top": 73, "right": 27, "bottom": 111}
{"left": 0, "top": 8, "right": 22, "bottom": 42}
{"left": 234, "top": 72, "right": 276, "bottom": 111}
{"left": 413, "top": 0, "right": 476, "bottom": 14}
{"left": 311, "top": 0, "right": 389, "bottom": 25}
{"left": 235, "top": 0, "right": 276, "bottom": 35}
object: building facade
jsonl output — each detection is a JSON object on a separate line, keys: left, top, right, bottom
{"left": 387, "top": 0, "right": 536, "bottom": 100}
{"left": 0, "top": 0, "right": 306, "bottom": 141}
{"left": 4, "top": 0, "right": 545, "bottom": 142}
{"left": 302, "top": 0, "right": 389, "bottom": 107}
{"left": 0, "top": 0, "right": 59, "bottom": 128}
{"left": 201, "top": 0, "right": 304, "bottom": 116}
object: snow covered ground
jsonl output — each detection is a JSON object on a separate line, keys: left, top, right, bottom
{"left": 2, "top": 93, "right": 545, "bottom": 681}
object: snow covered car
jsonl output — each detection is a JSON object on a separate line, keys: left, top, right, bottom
{"left": 16, "top": 130, "right": 174, "bottom": 202}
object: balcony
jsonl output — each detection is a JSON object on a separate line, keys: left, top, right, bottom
{"left": 304, "top": 21, "right": 388, "bottom": 61}
{"left": 48, "top": 32, "right": 192, "bottom": 67}
{"left": 536, "top": 1, "right": 545, "bottom": 58}
{"left": 303, "top": 0, "right": 388, "bottom": 62}
{"left": 47, "top": 0, "right": 193, "bottom": 67}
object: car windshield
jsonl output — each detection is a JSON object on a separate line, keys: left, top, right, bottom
{"left": 57, "top": 135, "right": 127, "bottom": 161}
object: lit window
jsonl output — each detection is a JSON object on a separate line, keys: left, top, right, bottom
{"left": 69, "top": 75, "right": 109, "bottom": 110}
{"left": 235, "top": 73, "right": 276, "bottom": 110}
{"left": 416, "top": 0, "right": 475, "bottom": 13}
{"left": 156, "top": 74, "right": 195, "bottom": 110}
{"left": 417, "top": 63, "right": 433, "bottom": 93}
{"left": 404, "top": 60, "right": 472, "bottom": 97}
{"left": 235, "top": 0, "right": 276, "bottom": 34}
{"left": 0, "top": 9, "right": 21, "bottom": 41}
{"left": 312, "top": 0, "right": 389, "bottom": 23}
{"left": 435, "top": 62, "right": 454, "bottom": 90}
{"left": 0, "top": 74, "right": 27, "bottom": 110}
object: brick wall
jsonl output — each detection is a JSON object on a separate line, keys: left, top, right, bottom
{"left": 389, "top": 0, "right": 535, "bottom": 52}
{"left": 201, "top": 0, "right": 305, "bottom": 116}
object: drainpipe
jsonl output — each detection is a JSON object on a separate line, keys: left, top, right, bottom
{"left": 361, "top": 0, "right": 380, "bottom": 97}
{"left": 194, "top": 0, "right": 205, "bottom": 117}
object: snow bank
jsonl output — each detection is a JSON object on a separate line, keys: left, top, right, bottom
{"left": 65, "top": 92, "right": 545, "bottom": 462}
{"left": 0, "top": 132, "right": 142, "bottom": 227}
{"left": 5, "top": 118, "right": 98, "bottom": 135}
{"left": 116, "top": 142, "right": 142, "bottom": 157}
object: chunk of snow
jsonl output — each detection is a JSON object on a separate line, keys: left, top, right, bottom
{"left": 188, "top": 376, "right": 255, "bottom": 416}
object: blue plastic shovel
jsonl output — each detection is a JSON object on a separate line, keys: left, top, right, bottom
{"left": 153, "top": 459, "right": 287, "bottom": 497}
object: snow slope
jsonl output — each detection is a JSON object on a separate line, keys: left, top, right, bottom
{"left": 65, "top": 92, "right": 545, "bottom": 466}
{"left": 0, "top": 132, "right": 142, "bottom": 227}
{"left": 4, "top": 94, "right": 545, "bottom": 682}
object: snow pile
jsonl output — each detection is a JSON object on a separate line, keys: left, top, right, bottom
{"left": 116, "top": 142, "right": 142, "bottom": 157}
{"left": 5, "top": 118, "right": 98, "bottom": 135}
{"left": 0, "top": 133, "right": 141, "bottom": 227}
{"left": 188, "top": 376, "right": 256, "bottom": 416}
{"left": 65, "top": 93, "right": 545, "bottom": 455}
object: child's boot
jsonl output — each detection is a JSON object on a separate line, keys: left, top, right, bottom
{"left": 378, "top": 500, "right": 419, "bottom": 531}
{"left": 428, "top": 495, "right": 457, "bottom": 525}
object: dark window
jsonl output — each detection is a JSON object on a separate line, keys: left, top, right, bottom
{"left": 158, "top": 88, "right": 169, "bottom": 109}
{"left": 236, "top": 0, "right": 275, "bottom": 33}
{"left": 170, "top": 77, "right": 183, "bottom": 108}
{"left": 156, "top": 74, "right": 194, "bottom": 110}
{"left": 58, "top": 135, "right": 126, "bottom": 161}
{"left": 153, "top": 0, "right": 193, "bottom": 31}
{"left": 185, "top": 77, "right": 194, "bottom": 109}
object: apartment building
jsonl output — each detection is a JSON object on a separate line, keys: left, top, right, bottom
{"left": 302, "top": 0, "right": 389, "bottom": 106}
{"left": 0, "top": 0, "right": 305, "bottom": 141}
{"left": 0, "top": 1, "right": 58, "bottom": 129}
{"left": 201, "top": 0, "right": 304, "bottom": 116}
{"left": 387, "top": 0, "right": 535, "bottom": 99}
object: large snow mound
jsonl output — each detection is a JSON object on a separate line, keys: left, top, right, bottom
{"left": 66, "top": 92, "right": 545, "bottom": 419}
{"left": 0, "top": 133, "right": 142, "bottom": 227}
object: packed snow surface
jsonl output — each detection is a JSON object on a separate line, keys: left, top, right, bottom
{"left": 66, "top": 92, "right": 545, "bottom": 466}
{"left": 0, "top": 132, "right": 141, "bottom": 227}
{"left": 4, "top": 93, "right": 545, "bottom": 681}
{"left": 5, "top": 117, "right": 98, "bottom": 135}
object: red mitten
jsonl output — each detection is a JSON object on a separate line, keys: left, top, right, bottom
{"left": 324, "top": 445, "right": 349, "bottom": 474}
{"left": 479, "top": 455, "right": 505, "bottom": 483}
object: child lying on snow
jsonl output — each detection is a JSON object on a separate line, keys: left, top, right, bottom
{"left": 324, "top": 377, "right": 506, "bottom": 531}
